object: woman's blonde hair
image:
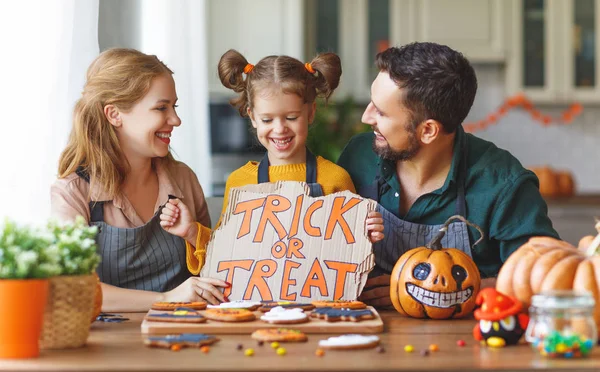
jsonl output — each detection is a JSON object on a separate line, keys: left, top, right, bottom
{"left": 58, "top": 48, "right": 175, "bottom": 198}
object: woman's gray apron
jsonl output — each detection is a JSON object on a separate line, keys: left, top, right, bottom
{"left": 257, "top": 148, "right": 324, "bottom": 197}
{"left": 359, "top": 140, "right": 473, "bottom": 276}
{"left": 76, "top": 169, "right": 190, "bottom": 292}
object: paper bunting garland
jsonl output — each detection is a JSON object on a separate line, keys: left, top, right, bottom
{"left": 463, "top": 93, "right": 583, "bottom": 133}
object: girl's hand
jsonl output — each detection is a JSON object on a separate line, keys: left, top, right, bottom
{"left": 160, "top": 198, "right": 197, "bottom": 242}
{"left": 366, "top": 211, "right": 384, "bottom": 243}
{"left": 162, "top": 277, "right": 230, "bottom": 305}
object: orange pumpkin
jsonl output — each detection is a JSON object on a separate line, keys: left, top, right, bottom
{"left": 496, "top": 235, "right": 600, "bottom": 335}
{"left": 529, "top": 167, "right": 576, "bottom": 197}
{"left": 91, "top": 273, "right": 102, "bottom": 323}
{"left": 530, "top": 166, "right": 559, "bottom": 198}
{"left": 556, "top": 171, "right": 575, "bottom": 197}
{"left": 390, "top": 216, "right": 482, "bottom": 319}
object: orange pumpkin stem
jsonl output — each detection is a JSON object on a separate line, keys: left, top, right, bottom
{"left": 426, "top": 215, "right": 485, "bottom": 250}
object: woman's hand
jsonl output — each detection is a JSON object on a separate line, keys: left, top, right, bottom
{"left": 366, "top": 211, "right": 384, "bottom": 243}
{"left": 162, "top": 277, "right": 230, "bottom": 305}
{"left": 160, "top": 198, "right": 198, "bottom": 243}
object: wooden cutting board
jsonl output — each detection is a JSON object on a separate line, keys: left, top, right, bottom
{"left": 140, "top": 307, "right": 384, "bottom": 335}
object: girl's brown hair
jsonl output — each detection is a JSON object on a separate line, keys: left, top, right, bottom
{"left": 217, "top": 49, "right": 342, "bottom": 116}
{"left": 58, "top": 48, "right": 175, "bottom": 199}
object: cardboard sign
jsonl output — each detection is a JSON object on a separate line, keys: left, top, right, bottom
{"left": 200, "top": 181, "right": 376, "bottom": 301}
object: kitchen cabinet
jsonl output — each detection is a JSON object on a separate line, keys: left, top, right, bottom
{"left": 506, "top": 0, "right": 600, "bottom": 104}
{"left": 305, "top": 0, "right": 506, "bottom": 101}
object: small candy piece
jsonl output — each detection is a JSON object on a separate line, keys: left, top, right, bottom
{"left": 315, "top": 348, "right": 325, "bottom": 357}
{"left": 271, "top": 342, "right": 280, "bottom": 349}
{"left": 276, "top": 347, "right": 287, "bottom": 356}
{"left": 429, "top": 344, "right": 439, "bottom": 352}
{"left": 376, "top": 346, "right": 385, "bottom": 353}
{"left": 244, "top": 348, "right": 255, "bottom": 356}
{"left": 556, "top": 343, "right": 567, "bottom": 353}
{"left": 457, "top": 340, "right": 466, "bottom": 347}
{"left": 404, "top": 345, "right": 414, "bottom": 353}
{"left": 200, "top": 345, "right": 210, "bottom": 353}
{"left": 170, "top": 344, "right": 182, "bottom": 352}
{"left": 420, "top": 349, "right": 430, "bottom": 357}
{"left": 257, "top": 340, "right": 264, "bottom": 347}
{"left": 236, "top": 343, "right": 243, "bottom": 350}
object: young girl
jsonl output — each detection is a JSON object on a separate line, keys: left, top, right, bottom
{"left": 160, "top": 49, "right": 384, "bottom": 276}
{"left": 51, "top": 48, "right": 228, "bottom": 310}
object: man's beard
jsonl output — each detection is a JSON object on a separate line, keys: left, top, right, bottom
{"left": 372, "top": 129, "right": 420, "bottom": 161}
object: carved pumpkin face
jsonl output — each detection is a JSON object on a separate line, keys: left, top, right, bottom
{"left": 390, "top": 247, "right": 481, "bottom": 319}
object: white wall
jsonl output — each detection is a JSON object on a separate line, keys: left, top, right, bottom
{"left": 468, "top": 65, "right": 600, "bottom": 194}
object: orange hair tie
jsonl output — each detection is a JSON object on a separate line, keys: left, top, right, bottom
{"left": 304, "top": 62, "right": 315, "bottom": 74}
{"left": 243, "top": 63, "right": 254, "bottom": 74}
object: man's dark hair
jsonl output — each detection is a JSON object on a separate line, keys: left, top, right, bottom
{"left": 375, "top": 42, "right": 477, "bottom": 133}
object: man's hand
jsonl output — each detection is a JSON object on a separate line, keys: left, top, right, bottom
{"left": 358, "top": 274, "right": 392, "bottom": 308}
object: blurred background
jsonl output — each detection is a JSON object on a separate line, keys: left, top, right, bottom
{"left": 1, "top": 0, "right": 599, "bottom": 244}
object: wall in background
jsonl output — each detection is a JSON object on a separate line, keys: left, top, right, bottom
{"left": 468, "top": 65, "right": 600, "bottom": 194}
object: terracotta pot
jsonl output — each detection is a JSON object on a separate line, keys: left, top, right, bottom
{"left": 0, "top": 279, "right": 49, "bottom": 358}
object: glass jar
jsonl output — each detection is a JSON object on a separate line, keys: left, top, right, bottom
{"left": 525, "top": 290, "right": 597, "bottom": 358}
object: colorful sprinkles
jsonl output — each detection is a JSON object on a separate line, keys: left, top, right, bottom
{"left": 533, "top": 331, "right": 594, "bottom": 358}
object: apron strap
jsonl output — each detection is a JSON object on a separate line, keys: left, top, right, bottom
{"left": 76, "top": 167, "right": 106, "bottom": 223}
{"left": 257, "top": 148, "right": 318, "bottom": 184}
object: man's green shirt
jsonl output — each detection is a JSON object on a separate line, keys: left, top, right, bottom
{"left": 337, "top": 127, "right": 559, "bottom": 278}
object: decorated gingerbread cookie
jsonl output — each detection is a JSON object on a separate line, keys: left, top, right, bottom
{"left": 144, "top": 333, "right": 219, "bottom": 349}
{"left": 151, "top": 301, "right": 207, "bottom": 311}
{"left": 312, "top": 300, "right": 366, "bottom": 309}
{"left": 260, "top": 306, "right": 309, "bottom": 324}
{"left": 259, "top": 301, "right": 315, "bottom": 312}
{"left": 318, "top": 334, "right": 380, "bottom": 350}
{"left": 146, "top": 308, "right": 207, "bottom": 323}
{"left": 251, "top": 328, "right": 308, "bottom": 342}
{"left": 204, "top": 308, "right": 257, "bottom": 322}
{"left": 310, "top": 307, "right": 375, "bottom": 322}
{"left": 206, "top": 300, "right": 262, "bottom": 311}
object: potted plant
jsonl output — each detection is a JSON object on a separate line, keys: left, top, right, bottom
{"left": 39, "top": 216, "right": 101, "bottom": 349}
{"left": 306, "top": 97, "right": 370, "bottom": 162}
{"left": 0, "top": 220, "right": 61, "bottom": 358}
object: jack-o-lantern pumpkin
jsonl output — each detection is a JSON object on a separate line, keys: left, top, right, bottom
{"left": 91, "top": 273, "right": 102, "bottom": 323}
{"left": 390, "top": 215, "right": 482, "bottom": 319}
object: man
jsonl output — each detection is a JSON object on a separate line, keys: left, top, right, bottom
{"left": 337, "top": 42, "right": 558, "bottom": 307}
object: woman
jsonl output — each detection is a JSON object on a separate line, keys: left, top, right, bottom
{"left": 51, "top": 48, "right": 228, "bottom": 311}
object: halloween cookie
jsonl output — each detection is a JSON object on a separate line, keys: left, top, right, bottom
{"left": 251, "top": 328, "right": 308, "bottom": 342}
{"left": 260, "top": 306, "right": 309, "bottom": 324}
{"left": 204, "top": 308, "right": 256, "bottom": 322}
{"left": 259, "top": 301, "right": 315, "bottom": 312}
{"left": 151, "top": 301, "right": 207, "bottom": 311}
{"left": 310, "top": 307, "right": 375, "bottom": 322}
{"left": 206, "top": 300, "right": 262, "bottom": 311}
{"left": 318, "top": 334, "right": 380, "bottom": 350}
{"left": 311, "top": 300, "right": 366, "bottom": 309}
{"left": 144, "top": 333, "right": 219, "bottom": 349}
{"left": 146, "top": 308, "right": 207, "bottom": 323}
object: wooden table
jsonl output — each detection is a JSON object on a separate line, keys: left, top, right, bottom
{"left": 0, "top": 311, "right": 598, "bottom": 372}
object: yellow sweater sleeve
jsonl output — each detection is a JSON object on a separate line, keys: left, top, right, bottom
{"left": 315, "top": 157, "right": 356, "bottom": 195}
{"left": 185, "top": 222, "right": 213, "bottom": 275}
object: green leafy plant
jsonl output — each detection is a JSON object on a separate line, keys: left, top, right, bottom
{"left": 0, "top": 216, "right": 100, "bottom": 279}
{"left": 0, "top": 220, "right": 60, "bottom": 279}
{"left": 307, "top": 97, "right": 370, "bottom": 162}
{"left": 46, "top": 216, "right": 101, "bottom": 276}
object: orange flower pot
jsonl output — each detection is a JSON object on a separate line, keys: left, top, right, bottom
{"left": 0, "top": 279, "right": 49, "bottom": 358}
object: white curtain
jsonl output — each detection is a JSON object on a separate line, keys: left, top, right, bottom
{"left": 0, "top": 0, "right": 212, "bottom": 224}
{"left": 0, "top": 0, "right": 99, "bottom": 224}
{"left": 138, "top": 0, "right": 213, "bottom": 196}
